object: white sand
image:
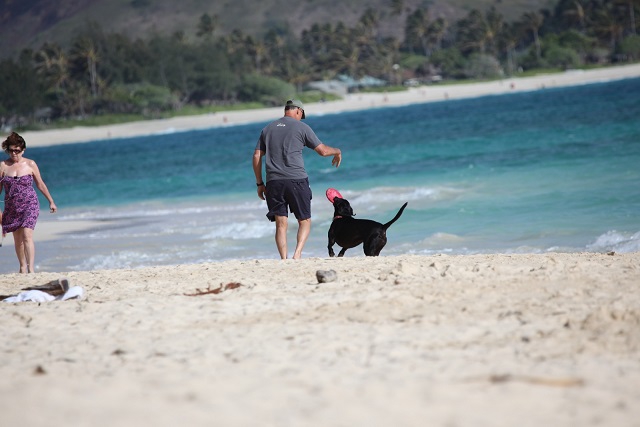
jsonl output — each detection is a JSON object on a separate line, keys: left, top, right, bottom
{"left": 1, "top": 253, "right": 639, "bottom": 426}
{"left": 13, "top": 63, "right": 640, "bottom": 148}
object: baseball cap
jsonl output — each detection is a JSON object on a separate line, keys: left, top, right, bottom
{"left": 285, "top": 99, "right": 305, "bottom": 119}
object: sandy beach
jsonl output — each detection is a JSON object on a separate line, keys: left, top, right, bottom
{"left": 1, "top": 253, "right": 639, "bottom": 426}
{"left": 14, "top": 62, "right": 640, "bottom": 148}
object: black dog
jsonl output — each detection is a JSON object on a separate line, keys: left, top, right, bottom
{"left": 328, "top": 197, "right": 408, "bottom": 257}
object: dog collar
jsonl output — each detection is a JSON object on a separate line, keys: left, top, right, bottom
{"left": 333, "top": 216, "right": 343, "bottom": 219}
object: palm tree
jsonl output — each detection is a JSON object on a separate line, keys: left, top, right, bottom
{"left": 301, "top": 23, "right": 331, "bottom": 62}
{"left": 59, "top": 81, "right": 89, "bottom": 117}
{"left": 498, "top": 23, "right": 519, "bottom": 75}
{"left": 219, "top": 29, "right": 255, "bottom": 75}
{"left": 484, "top": 7, "right": 505, "bottom": 56}
{"left": 359, "top": 8, "right": 380, "bottom": 39}
{"left": 521, "top": 11, "right": 544, "bottom": 61}
{"left": 33, "top": 43, "right": 70, "bottom": 97}
{"left": 247, "top": 38, "right": 268, "bottom": 74}
{"left": 614, "top": 0, "right": 639, "bottom": 34}
{"left": 631, "top": 0, "right": 639, "bottom": 34}
{"left": 71, "top": 38, "right": 100, "bottom": 98}
{"left": 593, "top": 3, "right": 626, "bottom": 52}
{"left": 376, "top": 37, "right": 401, "bottom": 83}
{"left": 287, "top": 55, "right": 313, "bottom": 92}
{"left": 196, "top": 13, "right": 218, "bottom": 39}
{"left": 564, "top": 0, "right": 588, "bottom": 33}
{"left": 427, "top": 17, "right": 448, "bottom": 53}
{"left": 390, "top": 0, "right": 404, "bottom": 16}
{"left": 221, "top": 29, "right": 246, "bottom": 56}
{"left": 265, "top": 28, "right": 287, "bottom": 67}
{"left": 33, "top": 44, "right": 58, "bottom": 86}
{"left": 352, "top": 21, "right": 379, "bottom": 65}
{"left": 457, "top": 9, "right": 490, "bottom": 54}
{"left": 301, "top": 23, "right": 319, "bottom": 57}
{"left": 330, "top": 39, "right": 362, "bottom": 78}
{"left": 405, "top": 8, "right": 430, "bottom": 55}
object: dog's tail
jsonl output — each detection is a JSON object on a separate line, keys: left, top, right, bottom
{"left": 383, "top": 202, "right": 408, "bottom": 230}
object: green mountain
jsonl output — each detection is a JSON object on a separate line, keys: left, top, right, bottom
{"left": 0, "top": 0, "right": 556, "bottom": 59}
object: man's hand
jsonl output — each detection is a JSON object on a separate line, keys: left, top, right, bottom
{"left": 257, "top": 186, "right": 265, "bottom": 200}
{"left": 315, "top": 144, "right": 342, "bottom": 167}
{"left": 332, "top": 152, "right": 342, "bottom": 168}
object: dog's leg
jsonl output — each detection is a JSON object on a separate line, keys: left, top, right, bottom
{"left": 338, "top": 247, "right": 348, "bottom": 257}
{"left": 328, "top": 228, "right": 336, "bottom": 257}
{"left": 364, "top": 233, "right": 387, "bottom": 256}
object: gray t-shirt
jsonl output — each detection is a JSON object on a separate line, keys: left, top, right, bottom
{"left": 256, "top": 116, "right": 323, "bottom": 182}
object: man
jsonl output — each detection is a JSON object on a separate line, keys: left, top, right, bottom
{"left": 253, "top": 99, "right": 342, "bottom": 259}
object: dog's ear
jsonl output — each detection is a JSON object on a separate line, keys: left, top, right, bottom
{"left": 334, "top": 197, "right": 355, "bottom": 217}
{"left": 344, "top": 199, "right": 354, "bottom": 216}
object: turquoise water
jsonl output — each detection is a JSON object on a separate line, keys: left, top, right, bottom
{"left": 2, "top": 77, "right": 639, "bottom": 272}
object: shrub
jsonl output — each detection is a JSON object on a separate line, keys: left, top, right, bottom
{"left": 464, "top": 54, "right": 503, "bottom": 79}
{"left": 429, "top": 48, "right": 467, "bottom": 79}
{"left": 545, "top": 45, "right": 582, "bottom": 70}
{"left": 236, "top": 74, "right": 295, "bottom": 105}
{"left": 101, "top": 83, "right": 179, "bottom": 115}
{"left": 619, "top": 35, "right": 640, "bottom": 61}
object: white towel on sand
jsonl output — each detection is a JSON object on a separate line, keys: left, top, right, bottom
{"left": 2, "top": 286, "right": 84, "bottom": 303}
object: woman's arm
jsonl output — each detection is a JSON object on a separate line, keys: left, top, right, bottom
{"left": 29, "top": 160, "right": 57, "bottom": 213}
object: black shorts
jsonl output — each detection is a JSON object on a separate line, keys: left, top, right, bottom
{"left": 265, "top": 178, "right": 312, "bottom": 222}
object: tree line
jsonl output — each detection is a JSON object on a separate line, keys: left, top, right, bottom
{"left": 1, "top": 0, "right": 639, "bottom": 129}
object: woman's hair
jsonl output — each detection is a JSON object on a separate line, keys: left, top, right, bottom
{"left": 2, "top": 132, "right": 26, "bottom": 152}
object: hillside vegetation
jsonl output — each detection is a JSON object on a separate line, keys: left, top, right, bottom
{"left": 1, "top": 0, "right": 639, "bottom": 131}
{"left": 0, "top": 0, "right": 554, "bottom": 58}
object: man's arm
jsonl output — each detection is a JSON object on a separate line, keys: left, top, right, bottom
{"left": 314, "top": 144, "right": 342, "bottom": 167}
{"left": 252, "top": 149, "right": 266, "bottom": 200}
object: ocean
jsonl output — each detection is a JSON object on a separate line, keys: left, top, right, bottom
{"left": 2, "top": 77, "right": 639, "bottom": 273}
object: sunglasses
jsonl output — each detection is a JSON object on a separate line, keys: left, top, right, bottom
{"left": 7, "top": 149, "right": 23, "bottom": 154}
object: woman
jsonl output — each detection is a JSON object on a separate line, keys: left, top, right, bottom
{"left": 1, "top": 132, "right": 57, "bottom": 273}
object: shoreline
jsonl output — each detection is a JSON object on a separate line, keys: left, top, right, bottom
{"left": 5, "top": 63, "right": 640, "bottom": 252}
{"left": 12, "top": 63, "right": 640, "bottom": 148}
{"left": 1, "top": 217, "right": 101, "bottom": 244}
{"left": 1, "top": 252, "right": 639, "bottom": 426}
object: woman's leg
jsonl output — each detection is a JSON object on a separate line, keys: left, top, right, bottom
{"left": 12, "top": 228, "right": 28, "bottom": 273}
{"left": 22, "top": 227, "right": 36, "bottom": 273}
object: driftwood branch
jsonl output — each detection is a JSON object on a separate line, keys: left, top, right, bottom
{"left": 467, "top": 374, "right": 585, "bottom": 387}
{"left": 184, "top": 282, "right": 243, "bottom": 296}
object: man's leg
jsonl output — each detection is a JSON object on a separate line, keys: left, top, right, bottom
{"left": 274, "top": 215, "right": 288, "bottom": 259}
{"left": 293, "top": 218, "right": 311, "bottom": 260}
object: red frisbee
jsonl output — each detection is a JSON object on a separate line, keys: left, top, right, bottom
{"left": 326, "top": 188, "right": 343, "bottom": 204}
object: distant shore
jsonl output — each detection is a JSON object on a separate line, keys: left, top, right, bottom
{"left": 12, "top": 63, "right": 640, "bottom": 148}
